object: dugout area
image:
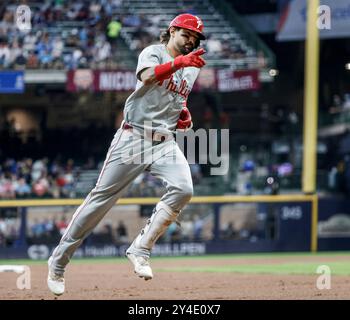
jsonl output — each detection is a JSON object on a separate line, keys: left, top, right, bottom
{"left": 1, "top": 194, "right": 350, "bottom": 260}
{"left": 0, "top": 194, "right": 318, "bottom": 259}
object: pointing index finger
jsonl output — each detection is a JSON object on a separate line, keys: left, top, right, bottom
{"left": 193, "top": 48, "right": 206, "bottom": 56}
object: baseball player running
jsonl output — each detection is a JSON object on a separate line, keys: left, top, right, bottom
{"left": 47, "top": 13, "right": 206, "bottom": 295}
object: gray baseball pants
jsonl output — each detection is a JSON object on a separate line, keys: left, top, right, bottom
{"left": 50, "top": 127, "right": 193, "bottom": 276}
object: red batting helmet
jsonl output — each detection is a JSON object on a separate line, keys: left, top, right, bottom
{"left": 168, "top": 13, "right": 205, "bottom": 40}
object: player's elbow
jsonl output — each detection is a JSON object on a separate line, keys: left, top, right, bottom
{"left": 139, "top": 68, "right": 157, "bottom": 85}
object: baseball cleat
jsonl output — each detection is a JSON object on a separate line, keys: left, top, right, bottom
{"left": 47, "top": 257, "right": 65, "bottom": 296}
{"left": 126, "top": 252, "right": 153, "bottom": 280}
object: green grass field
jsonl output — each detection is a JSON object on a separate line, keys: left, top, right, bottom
{"left": 156, "top": 262, "right": 350, "bottom": 275}
{"left": 1, "top": 252, "right": 349, "bottom": 275}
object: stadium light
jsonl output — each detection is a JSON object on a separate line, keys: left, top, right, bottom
{"left": 269, "top": 69, "right": 279, "bottom": 77}
{"left": 345, "top": 63, "right": 350, "bottom": 70}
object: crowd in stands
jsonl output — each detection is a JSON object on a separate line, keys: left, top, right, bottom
{"left": 0, "top": 0, "right": 124, "bottom": 70}
{"left": 0, "top": 0, "right": 265, "bottom": 70}
{"left": 114, "top": 9, "right": 259, "bottom": 64}
{"left": 0, "top": 157, "right": 203, "bottom": 200}
{"left": 0, "top": 157, "right": 78, "bottom": 199}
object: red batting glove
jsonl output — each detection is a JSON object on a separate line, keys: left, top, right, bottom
{"left": 174, "top": 48, "right": 206, "bottom": 69}
{"left": 154, "top": 48, "right": 206, "bottom": 82}
{"left": 177, "top": 107, "right": 193, "bottom": 130}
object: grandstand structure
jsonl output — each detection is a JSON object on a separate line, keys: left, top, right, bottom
{"left": 1, "top": 0, "right": 275, "bottom": 75}
{"left": 119, "top": 0, "right": 275, "bottom": 70}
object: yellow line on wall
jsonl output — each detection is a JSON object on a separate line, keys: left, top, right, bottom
{"left": 0, "top": 194, "right": 315, "bottom": 207}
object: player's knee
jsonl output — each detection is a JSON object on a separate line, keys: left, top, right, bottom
{"left": 177, "top": 185, "right": 193, "bottom": 203}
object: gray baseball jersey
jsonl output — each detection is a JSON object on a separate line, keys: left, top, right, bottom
{"left": 124, "top": 44, "right": 200, "bottom": 133}
{"left": 49, "top": 43, "right": 200, "bottom": 276}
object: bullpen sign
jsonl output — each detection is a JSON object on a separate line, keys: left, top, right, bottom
{"left": 0, "top": 71, "right": 25, "bottom": 93}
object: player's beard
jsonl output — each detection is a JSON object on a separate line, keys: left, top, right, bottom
{"left": 180, "top": 45, "right": 193, "bottom": 55}
{"left": 176, "top": 42, "right": 193, "bottom": 55}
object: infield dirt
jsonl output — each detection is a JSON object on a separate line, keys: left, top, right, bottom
{"left": 1, "top": 254, "right": 349, "bottom": 300}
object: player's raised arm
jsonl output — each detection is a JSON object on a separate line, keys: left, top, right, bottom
{"left": 139, "top": 48, "right": 206, "bottom": 85}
